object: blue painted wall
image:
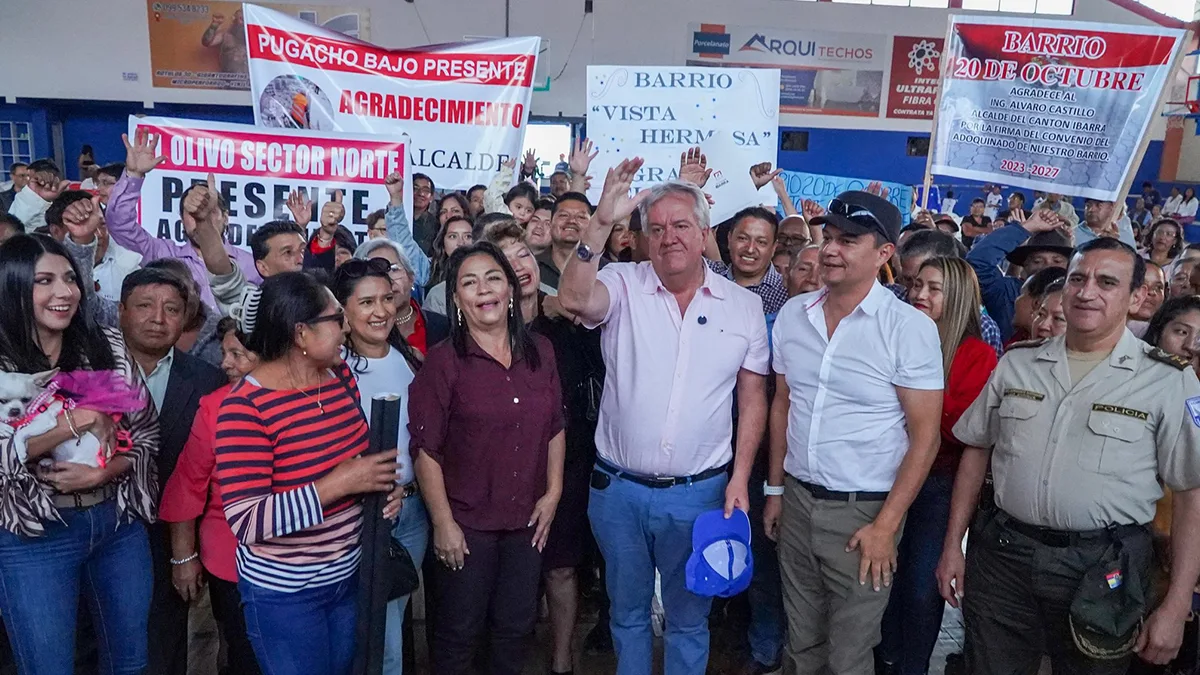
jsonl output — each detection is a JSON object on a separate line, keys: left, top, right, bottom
{"left": 0, "top": 103, "right": 53, "bottom": 175}
{"left": 0, "top": 99, "right": 1180, "bottom": 193}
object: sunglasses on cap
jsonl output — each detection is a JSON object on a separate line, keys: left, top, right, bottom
{"left": 827, "top": 198, "right": 885, "bottom": 231}
{"left": 340, "top": 257, "right": 404, "bottom": 277}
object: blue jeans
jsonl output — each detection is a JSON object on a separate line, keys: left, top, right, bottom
{"left": 878, "top": 471, "right": 955, "bottom": 675}
{"left": 0, "top": 499, "right": 152, "bottom": 675}
{"left": 239, "top": 571, "right": 358, "bottom": 675}
{"left": 588, "top": 464, "right": 727, "bottom": 675}
{"left": 382, "top": 495, "right": 430, "bottom": 675}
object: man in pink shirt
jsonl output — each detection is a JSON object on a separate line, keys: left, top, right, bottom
{"left": 559, "top": 159, "right": 770, "bottom": 675}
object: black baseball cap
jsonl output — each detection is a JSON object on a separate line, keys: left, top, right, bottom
{"left": 811, "top": 190, "right": 902, "bottom": 246}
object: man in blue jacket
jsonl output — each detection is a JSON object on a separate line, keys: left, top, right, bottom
{"left": 966, "top": 209, "right": 1072, "bottom": 340}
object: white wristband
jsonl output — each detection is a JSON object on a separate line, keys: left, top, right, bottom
{"left": 763, "top": 482, "right": 785, "bottom": 497}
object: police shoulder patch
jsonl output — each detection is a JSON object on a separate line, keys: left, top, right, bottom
{"left": 1186, "top": 397, "right": 1200, "bottom": 428}
{"left": 1147, "top": 347, "right": 1190, "bottom": 370}
{"left": 1007, "top": 338, "right": 1047, "bottom": 350}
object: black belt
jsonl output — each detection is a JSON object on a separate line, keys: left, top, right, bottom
{"left": 999, "top": 511, "right": 1145, "bottom": 548}
{"left": 398, "top": 482, "right": 419, "bottom": 499}
{"left": 796, "top": 478, "right": 889, "bottom": 502}
{"left": 52, "top": 482, "right": 118, "bottom": 509}
{"left": 595, "top": 457, "right": 728, "bottom": 489}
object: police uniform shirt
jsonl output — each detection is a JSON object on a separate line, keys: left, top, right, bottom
{"left": 953, "top": 330, "right": 1200, "bottom": 531}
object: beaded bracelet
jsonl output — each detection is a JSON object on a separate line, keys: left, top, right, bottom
{"left": 170, "top": 553, "right": 200, "bottom": 566}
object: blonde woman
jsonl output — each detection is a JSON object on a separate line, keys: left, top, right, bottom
{"left": 879, "top": 257, "right": 998, "bottom": 675}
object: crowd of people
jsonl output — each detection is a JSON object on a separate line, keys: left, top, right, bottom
{"left": 0, "top": 130, "right": 1197, "bottom": 675}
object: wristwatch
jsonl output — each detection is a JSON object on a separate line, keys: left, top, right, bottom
{"left": 576, "top": 242, "right": 597, "bottom": 263}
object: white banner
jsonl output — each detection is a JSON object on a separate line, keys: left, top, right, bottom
{"left": 128, "top": 115, "right": 410, "bottom": 251}
{"left": 586, "top": 65, "right": 781, "bottom": 225}
{"left": 931, "top": 16, "right": 1186, "bottom": 201}
{"left": 243, "top": 2, "right": 539, "bottom": 190}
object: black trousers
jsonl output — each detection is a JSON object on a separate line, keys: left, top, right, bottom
{"left": 148, "top": 523, "right": 188, "bottom": 675}
{"left": 431, "top": 525, "right": 542, "bottom": 675}
{"left": 963, "top": 510, "right": 1152, "bottom": 675}
{"left": 207, "top": 573, "right": 261, "bottom": 675}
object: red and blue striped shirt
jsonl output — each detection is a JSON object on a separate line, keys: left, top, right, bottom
{"left": 214, "top": 362, "right": 369, "bottom": 592}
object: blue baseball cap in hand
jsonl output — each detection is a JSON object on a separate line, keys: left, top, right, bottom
{"left": 685, "top": 508, "right": 754, "bottom": 598}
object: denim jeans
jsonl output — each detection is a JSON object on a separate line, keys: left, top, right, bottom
{"left": 382, "top": 495, "right": 429, "bottom": 675}
{"left": 239, "top": 572, "right": 358, "bottom": 675}
{"left": 0, "top": 499, "right": 153, "bottom": 675}
{"left": 878, "top": 471, "right": 955, "bottom": 675}
{"left": 588, "top": 464, "right": 727, "bottom": 675}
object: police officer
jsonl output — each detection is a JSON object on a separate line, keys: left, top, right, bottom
{"left": 935, "top": 237, "right": 1200, "bottom": 675}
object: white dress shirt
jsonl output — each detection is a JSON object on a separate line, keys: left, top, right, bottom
{"left": 1163, "top": 195, "right": 1184, "bottom": 216}
{"left": 138, "top": 348, "right": 175, "bottom": 412}
{"left": 772, "top": 282, "right": 943, "bottom": 492}
{"left": 1178, "top": 198, "right": 1198, "bottom": 220}
{"left": 584, "top": 261, "right": 770, "bottom": 477}
{"left": 94, "top": 240, "right": 143, "bottom": 302}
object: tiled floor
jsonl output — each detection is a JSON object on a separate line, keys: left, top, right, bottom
{"left": 182, "top": 587, "right": 969, "bottom": 675}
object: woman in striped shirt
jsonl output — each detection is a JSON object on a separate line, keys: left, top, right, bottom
{"left": 214, "top": 272, "right": 402, "bottom": 675}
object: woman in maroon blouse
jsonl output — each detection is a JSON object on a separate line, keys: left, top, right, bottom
{"left": 410, "top": 241, "right": 566, "bottom": 675}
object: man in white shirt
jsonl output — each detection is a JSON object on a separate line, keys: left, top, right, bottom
{"left": 764, "top": 190, "right": 944, "bottom": 675}
{"left": 1073, "top": 199, "right": 1137, "bottom": 249}
{"left": 559, "top": 160, "right": 770, "bottom": 675}
{"left": 1163, "top": 187, "right": 1184, "bottom": 217}
{"left": 984, "top": 185, "right": 1003, "bottom": 221}
{"left": 93, "top": 223, "right": 143, "bottom": 302}
{"left": 940, "top": 190, "right": 957, "bottom": 217}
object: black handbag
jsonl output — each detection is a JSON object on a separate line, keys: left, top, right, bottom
{"left": 384, "top": 536, "right": 420, "bottom": 601}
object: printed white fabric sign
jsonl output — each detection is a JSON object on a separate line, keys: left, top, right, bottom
{"left": 243, "top": 3, "right": 539, "bottom": 190}
{"left": 586, "top": 65, "right": 781, "bottom": 225}
{"left": 931, "top": 16, "right": 1186, "bottom": 200}
{"left": 129, "top": 115, "right": 410, "bottom": 250}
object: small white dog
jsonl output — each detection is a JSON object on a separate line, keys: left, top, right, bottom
{"left": 0, "top": 369, "right": 104, "bottom": 467}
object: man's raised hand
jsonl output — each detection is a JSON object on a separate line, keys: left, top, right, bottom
{"left": 62, "top": 195, "right": 104, "bottom": 245}
{"left": 866, "top": 181, "right": 891, "bottom": 200}
{"left": 1022, "top": 208, "right": 1062, "bottom": 234}
{"left": 594, "top": 158, "right": 648, "bottom": 229}
{"left": 801, "top": 199, "right": 826, "bottom": 223}
{"left": 750, "top": 162, "right": 783, "bottom": 190}
{"left": 286, "top": 190, "right": 313, "bottom": 228}
{"left": 30, "top": 174, "right": 71, "bottom": 203}
{"left": 182, "top": 173, "right": 221, "bottom": 238}
{"left": 384, "top": 171, "right": 405, "bottom": 207}
{"left": 679, "top": 147, "right": 712, "bottom": 188}
{"left": 569, "top": 137, "right": 598, "bottom": 177}
{"left": 122, "top": 129, "right": 167, "bottom": 179}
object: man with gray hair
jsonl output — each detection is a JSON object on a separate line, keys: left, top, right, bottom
{"left": 559, "top": 161, "right": 770, "bottom": 675}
